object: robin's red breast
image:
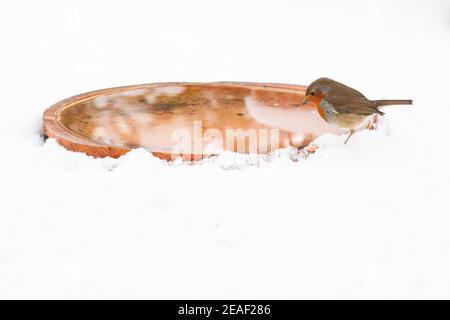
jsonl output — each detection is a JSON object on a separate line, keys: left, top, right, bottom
{"left": 303, "top": 78, "right": 412, "bottom": 143}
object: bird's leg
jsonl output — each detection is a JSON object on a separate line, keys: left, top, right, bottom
{"left": 366, "top": 114, "right": 379, "bottom": 130}
{"left": 344, "top": 130, "right": 355, "bottom": 144}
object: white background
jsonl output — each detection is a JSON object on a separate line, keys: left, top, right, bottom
{"left": 0, "top": 0, "right": 449, "bottom": 298}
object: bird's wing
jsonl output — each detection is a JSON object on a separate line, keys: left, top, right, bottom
{"left": 327, "top": 79, "right": 367, "bottom": 99}
{"left": 326, "top": 93, "right": 383, "bottom": 115}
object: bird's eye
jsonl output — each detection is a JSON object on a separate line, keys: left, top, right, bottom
{"left": 310, "top": 91, "right": 315, "bottom": 96}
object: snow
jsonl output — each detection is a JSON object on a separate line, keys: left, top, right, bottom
{"left": 1, "top": 0, "right": 450, "bottom": 299}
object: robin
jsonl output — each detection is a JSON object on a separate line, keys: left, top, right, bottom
{"left": 303, "top": 78, "right": 412, "bottom": 143}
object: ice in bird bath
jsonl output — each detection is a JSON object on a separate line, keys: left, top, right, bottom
{"left": 44, "top": 82, "right": 345, "bottom": 160}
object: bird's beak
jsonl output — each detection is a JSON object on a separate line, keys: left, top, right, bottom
{"left": 302, "top": 98, "right": 309, "bottom": 105}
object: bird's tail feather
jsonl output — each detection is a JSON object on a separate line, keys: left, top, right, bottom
{"left": 374, "top": 99, "right": 413, "bottom": 107}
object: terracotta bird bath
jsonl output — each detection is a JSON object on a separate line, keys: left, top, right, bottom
{"left": 43, "top": 82, "right": 346, "bottom": 160}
